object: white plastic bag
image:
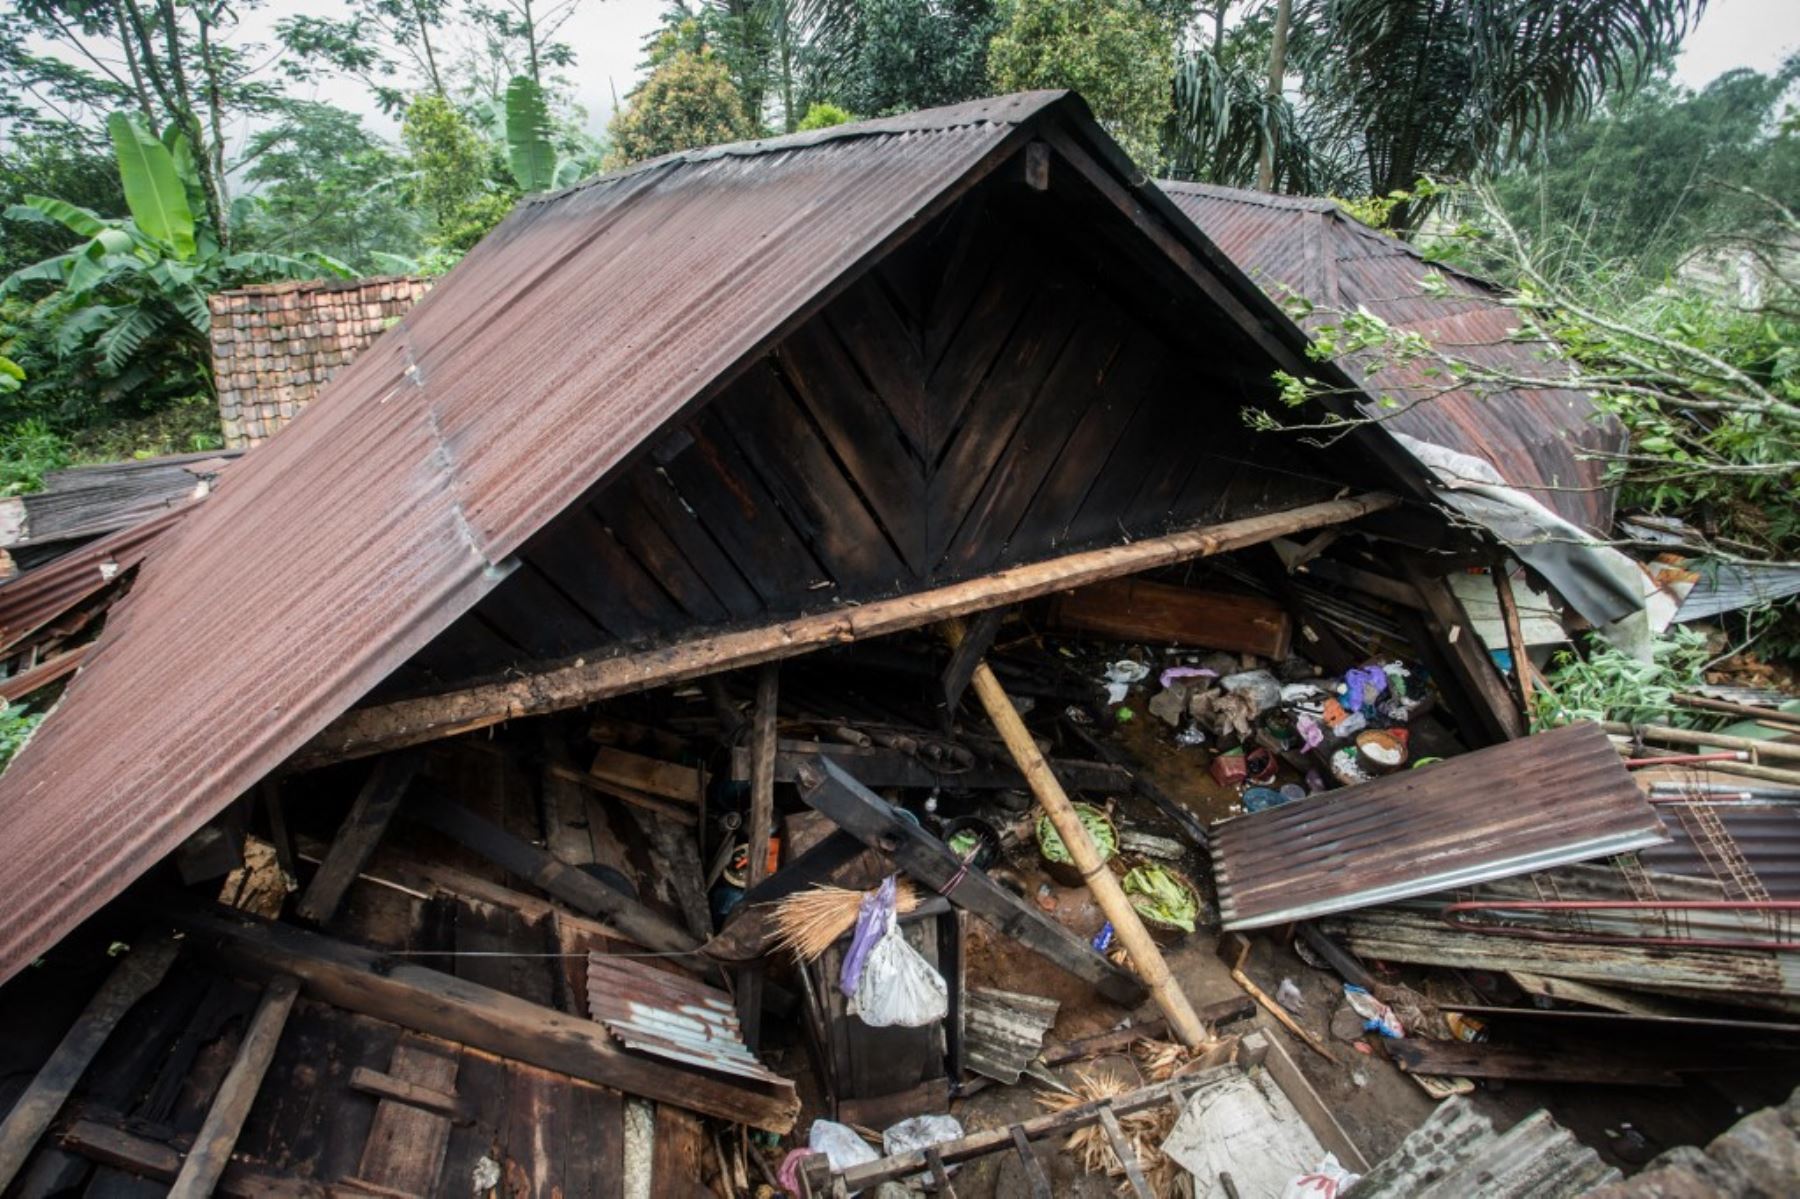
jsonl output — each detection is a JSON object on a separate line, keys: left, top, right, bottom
{"left": 850, "top": 911, "right": 948, "bottom": 1028}
{"left": 882, "top": 1114, "right": 963, "bottom": 1159}
{"left": 808, "top": 1120, "right": 879, "bottom": 1173}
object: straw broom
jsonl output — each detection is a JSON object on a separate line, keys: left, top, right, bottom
{"left": 768, "top": 881, "right": 919, "bottom": 961}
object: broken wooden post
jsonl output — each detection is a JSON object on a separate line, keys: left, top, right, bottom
{"left": 739, "top": 661, "right": 780, "bottom": 1046}
{"left": 295, "top": 751, "right": 422, "bottom": 925}
{"left": 412, "top": 800, "right": 705, "bottom": 964}
{"left": 942, "top": 617, "right": 1210, "bottom": 1048}
{"left": 1490, "top": 560, "right": 1539, "bottom": 715}
{"left": 0, "top": 934, "right": 181, "bottom": 1188}
{"left": 796, "top": 758, "right": 1143, "bottom": 1005}
{"left": 169, "top": 974, "right": 301, "bottom": 1199}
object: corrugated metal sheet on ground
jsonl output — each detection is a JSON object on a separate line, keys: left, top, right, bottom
{"left": 1209, "top": 722, "right": 1668, "bottom": 929}
{"left": 1352, "top": 1097, "right": 1619, "bottom": 1198}
{"left": 586, "top": 954, "right": 788, "bottom": 1086}
{"left": 963, "top": 986, "right": 1059, "bottom": 1084}
{"left": 1642, "top": 802, "right": 1800, "bottom": 899}
{"left": 0, "top": 450, "right": 236, "bottom": 553}
{"left": 1162, "top": 181, "right": 1623, "bottom": 535}
{"left": 0, "top": 92, "right": 1082, "bottom": 984}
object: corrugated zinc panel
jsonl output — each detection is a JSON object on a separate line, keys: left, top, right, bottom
{"left": 0, "top": 94, "right": 1053, "bottom": 984}
{"left": 1210, "top": 722, "right": 1668, "bottom": 929}
{"left": 586, "top": 954, "right": 789, "bottom": 1086}
{"left": 1162, "top": 180, "right": 1623, "bottom": 534}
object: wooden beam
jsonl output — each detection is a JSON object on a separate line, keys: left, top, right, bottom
{"left": 589, "top": 747, "right": 704, "bottom": 804}
{"left": 0, "top": 935, "right": 181, "bottom": 1189}
{"left": 941, "top": 606, "right": 1005, "bottom": 715}
{"left": 738, "top": 663, "right": 780, "bottom": 1048}
{"left": 350, "top": 1038, "right": 459, "bottom": 1195}
{"left": 59, "top": 1118, "right": 324, "bottom": 1199}
{"left": 169, "top": 975, "right": 301, "bottom": 1199}
{"left": 294, "top": 495, "right": 1398, "bottom": 767}
{"left": 1404, "top": 565, "right": 1526, "bottom": 743}
{"left": 410, "top": 801, "right": 703, "bottom": 963}
{"left": 295, "top": 752, "right": 422, "bottom": 925}
{"left": 349, "top": 1064, "right": 463, "bottom": 1118}
{"left": 1491, "top": 562, "right": 1538, "bottom": 715}
{"left": 158, "top": 900, "right": 801, "bottom": 1132}
{"left": 730, "top": 740, "right": 1131, "bottom": 794}
{"left": 795, "top": 757, "right": 1145, "bottom": 1006}
{"left": 1049, "top": 577, "right": 1291, "bottom": 658}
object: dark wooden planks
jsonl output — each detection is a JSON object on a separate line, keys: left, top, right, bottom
{"left": 160, "top": 901, "right": 800, "bottom": 1132}
{"left": 0, "top": 935, "right": 181, "bottom": 1188}
{"left": 825, "top": 272, "right": 931, "bottom": 462}
{"left": 350, "top": 1036, "right": 459, "bottom": 1196}
{"left": 169, "top": 975, "right": 302, "bottom": 1199}
{"left": 296, "top": 753, "right": 423, "bottom": 926}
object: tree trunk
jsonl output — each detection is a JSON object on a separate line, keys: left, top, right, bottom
{"left": 1256, "top": 0, "right": 1292, "bottom": 191}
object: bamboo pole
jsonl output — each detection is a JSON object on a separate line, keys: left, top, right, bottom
{"left": 1672, "top": 694, "right": 1800, "bottom": 729}
{"left": 942, "top": 618, "right": 1209, "bottom": 1047}
{"left": 1600, "top": 721, "right": 1800, "bottom": 764}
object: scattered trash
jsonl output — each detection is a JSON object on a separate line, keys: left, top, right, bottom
{"left": 881, "top": 1114, "right": 963, "bottom": 1159}
{"left": 1282, "top": 1153, "right": 1361, "bottom": 1199}
{"left": 1343, "top": 985, "right": 1404, "bottom": 1039}
{"left": 1275, "top": 977, "right": 1305, "bottom": 1012}
{"left": 808, "top": 1121, "right": 879, "bottom": 1173}
{"left": 850, "top": 890, "right": 948, "bottom": 1028}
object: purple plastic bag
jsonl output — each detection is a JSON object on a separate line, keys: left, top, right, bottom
{"left": 1342, "top": 666, "right": 1389, "bottom": 713}
{"left": 839, "top": 875, "right": 898, "bottom": 997}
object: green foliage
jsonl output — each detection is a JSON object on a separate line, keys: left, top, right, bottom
{"left": 1, "top": 113, "right": 340, "bottom": 429}
{"left": 403, "top": 93, "right": 517, "bottom": 250}
{"left": 606, "top": 47, "right": 754, "bottom": 169}
{"left": 1534, "top": 625, "right": 1712, "bottom": 728}
{"left": 0, "top": 419, "right": 71, "bottom": 495}
{"left": 987, "top": 0, "right": 1174, "bottom": 169}
{"left": 0, "top": 135, "right": 124, "bottom": 280}
{"left": 796, "top": 101, "right": 853, "bottom": 130}
{"left": 810, "top": 0, "right": 999, "bottom": 118}
{"left": 0, "top": 701, "right": 45, "bottom": 775}
{"left": 504, "top": 76, "right": 558, "bottom": 191}
{"left": 1035, "top": 803, "right": 1117, "bottom": 864}
{"left": 1491, "top": 57, "right": 1800, "bottom": 283}
{"left": 1122, "top": 864, "right": 1197, "bottom": 932}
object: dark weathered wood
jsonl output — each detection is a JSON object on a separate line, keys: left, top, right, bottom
{"left": 796, "top": 757, "right": 1145, "bottom": 1005}
{"left": 1012, "top": 1126, "right": 1053, "bottom": 1199}
{"left": 58, "top": 1118, "right": 325, "bottom": 1199}
{"left": 941, "top": 606, "right": 1005, "bottom": 715}
{"left": 1404, "top": 565, "right": 1526, "bottom": 744}
{"left": 411, "top": 800, "right": 702, "bottom": 962}
{"left": 1022, "top": 140, "right": 1050, "bottom": 191}
{"left": 732, "top": 740, "right": 1131, "bottom": 794}
{"left": 1096, "top": 1104, "right": 1152, "bottom": 1199}
{"left": 739, "top": 662, "right": 781, "bottom": 1047}
{"left": 348, "top": 1064, "right": 462, "bottom": 1118}
{"left": 296, "top": 753, "right": 422, "bottom": 925}
{"left": 1296, "top": 923, "right": 1378, "bottom": 991}
{"left": 351, "top": 1037, "right": 459, "bottom": 1196}
{"left": 1386, "top": 1038, "right": 1682, "bottom": 1087}
{"left": 159, "top": 900, "right": 800, "bottom": 1132}
{"left": 588, "top": 747, "right": 703, "bottom": 804}
{"left": 169, "top": 974, "right": 301, "bottom": 1199}
{"left": 653, "top": 1104, "right": 712, "bottom": 1199}
{"left": 703, "top": 830, "right": 873, "bottom": 962}
{"left": 0, "top": 934, "right": 181, "bottom": 1188}
{"left": 1490, "top": 561, "right": 1538, "bottom": 712}
{"left": 298, "top": 493, "right": 1397, "bottom": 765}
{"left": 925, "top": 1146, "right": 958, "bottom": 1197}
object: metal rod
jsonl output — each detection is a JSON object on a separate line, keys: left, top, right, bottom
{"left": 1440, "top": 899, "right": 1800, "bottom": 951}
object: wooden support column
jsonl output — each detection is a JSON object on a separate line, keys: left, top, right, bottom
{"left": 943, "top": 618, "right": 1208, "bottom": 1048}
{"left": 738, "top": 662, "right": 780, "bottom": 1046}
{"left": 169, "top": 974, "right": 301, "bottom": 1199}
{"left": 295, "top": 751, "right": 422, "bottom": 925}
{"left": 1490, "top": 560, "right": 1539, "bottom": 715}
{"left": 1403, "top": 564, "right": 1526, "bottom": 743}
{"left": 0, "top": 935, "right": 181, "bottom": 1189}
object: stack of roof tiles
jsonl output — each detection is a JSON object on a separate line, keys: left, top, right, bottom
{"left": 210, "top": 276, "right": 431, "bottom": 448}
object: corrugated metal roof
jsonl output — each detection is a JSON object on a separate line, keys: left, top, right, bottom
{"left": 1641, "top": 802, "right": 1800, "bottom": 899}
{"left": 1161, "top": 182, "right": 1624, "bottom": 534}
{"left": 1352, "top": 1097, "right": 1619, "bottom": 1198}
{"left": 963, "top": 986, "right": 1060, "bottom": 1084}
{"left": 586, "top": 953, "right": 790, "bottom": 1087}
{"left": 1210, "top": 722, "right": 1668, "bottom": 929}
{"left": 0, "top": 93, "right": 1073, "bottom": 983}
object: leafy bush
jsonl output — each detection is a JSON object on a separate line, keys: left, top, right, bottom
{"left": 1534, "top": 625, "right": 1713, "bottom": 728}
{"left": 0, "top": 702, "right": 45, "bottom": 773}
{"left": 0, "top": 419, "right": 71, "bottom": 495}
{"left": 796, "top": 102, "right": 854, "bottom": 131}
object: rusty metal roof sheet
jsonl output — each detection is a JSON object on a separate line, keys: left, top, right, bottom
{"left": 0, "top": 92, "right": 1111, "bottom": 984}
{"left": 1161, "top": 182, "right": 1624, "bottom": 534}
{"left": 586, "top": 953, "right": 790, "bottom": 1087}
{"left": 1210, "top": 722, "right": 1668, "bottom": 929}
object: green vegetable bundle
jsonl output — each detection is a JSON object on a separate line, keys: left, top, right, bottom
{"left": 1036, "top": 803, "right": 1117, "bottom": 866}
{"left": 1122, "top": 864, "right": 1199, "bottom": 933}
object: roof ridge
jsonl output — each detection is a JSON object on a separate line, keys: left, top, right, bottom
{"left": 528, "top": 90, "right": 1072, "bottom": 208}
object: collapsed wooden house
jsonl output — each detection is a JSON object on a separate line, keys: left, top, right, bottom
{"left": 0, "top": 91, "right": 1658, "bottom": 1196}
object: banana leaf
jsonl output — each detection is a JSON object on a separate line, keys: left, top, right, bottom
{"left": 1122, "top": 865, "right": 1198, "bottom": 933}
{"left": 1036, "top": 803, "right": 1116, "bottom": 866}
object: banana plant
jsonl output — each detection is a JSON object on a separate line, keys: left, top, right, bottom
{"left": 502, "top": 77, "right": 597, "bottom": 193}
{"left": 1, "top": 112, "right": 348, "bottom": 385}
